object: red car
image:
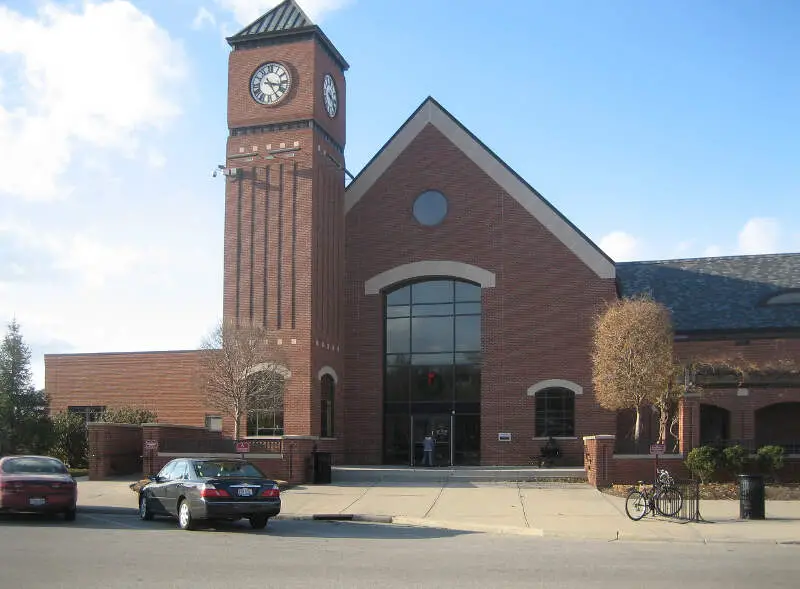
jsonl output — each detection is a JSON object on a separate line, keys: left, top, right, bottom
{"left": 0, "top": 455, "right": 77, "bottom": 521}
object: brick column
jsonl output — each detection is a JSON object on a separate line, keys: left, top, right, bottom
{"left": 583, "top": 435, "right": 615, "bottom": 488}
{"left": 679, "top": 395, "right": 701, "bottom": 454}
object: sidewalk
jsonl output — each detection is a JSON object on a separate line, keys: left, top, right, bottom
{"left": 76, "top": 478, "right": 800, "bottom": 544}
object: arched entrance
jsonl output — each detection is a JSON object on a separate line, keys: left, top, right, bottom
{"left": 755, "top": 402, "right": 800, "bottom": 453}
{"left": 700, "top": 404, "right": 730, "bottom": 446}
{"left": 383, "top": 278, "right": 481, "bottom": 466}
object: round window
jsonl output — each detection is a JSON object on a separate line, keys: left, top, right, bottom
{"left": 412, "top": 190, "right": 448, "bottom": 226}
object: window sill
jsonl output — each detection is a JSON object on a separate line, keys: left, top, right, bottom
{"left": 532, "top": 437, "right": 578, "bottom": 441}
{"left": 244, "top": 436, "right": 283, "bottom": 440}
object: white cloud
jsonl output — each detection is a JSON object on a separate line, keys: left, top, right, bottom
{"left": 146, "top": 148, "right": 167, "bottom": 168}
{"left": 0, "top": 1, "right": 187, "bottom": 201}
{"left": 192, "top": 6, "right": 217, "bottom": 29}
{"left": 737, "top": 217, "right": 780, "bottom": 255}
{"left": 215, "top": 0, "right": 353, "bottom": 25}
{"left": 599, "top": 231, "right": 641, "bottom": 262}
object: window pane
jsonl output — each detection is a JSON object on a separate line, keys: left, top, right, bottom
{"left": 410, "top": 364, "right": 453, "bottom": 403}
{"left": 455, "top": 302, "right": 481, "bottom": 315}
{"left": 412, "top": 303, "right": 453, "bottom": 317}
{"left": 386, "top": 317, "right": 410, "bottom": 354}
{"left": 386, "top": 354, "right": 411, "bottom": 366}
{"left": 387, "top": 305, "right": 410, "bottom": 318}
{"left": 412, "top": 190, "right": 448, "bottom": 226}
{"left": 411, "top": 316, "right": 454, "bottom": 353}
{"left": 454, "top": 352, "right": 481, "bottom": 365}
{"left": 386, "top": 286, "right": 410, "bottom": 306}
{"left": 535, "top": 389, "right": 574, "bottom": 437}
{"left": 411, "top": 353, "right": 453, "bottom": 365}
{"left": 386, "top": 366, "right": 409, "bottom": 402}
{"left": 455, "top": 315, "right": 481, "bottom": 352}
{"left": 412, "top": 281, "right": 453, "bottom": 304}
{"left": 455, "top": 364, "right": 480, "bottom": 402}
{"left": 455, "top": 282, "right": 481, "bottom": 302}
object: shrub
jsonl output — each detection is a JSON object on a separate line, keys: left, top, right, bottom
{"left": 50, "top": 411, "right": 88, "bottom": 469}
{"left": 99, "top": 406, "right": 157, "bottom": 424}
{"left": 685, "top": 445, "right": 720, "bottom": 483}
{"left": 722, "top": 444, "right": 750, "bottom": 476}
{"left": 756, "top": 445, "right": 785, "bottom": 481}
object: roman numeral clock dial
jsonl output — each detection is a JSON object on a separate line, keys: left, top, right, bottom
{"left": 250, "top": 62, "right": 291, "bottom": 105}
{"left": 323, "top": 73, "right": 338, "bottom": 118}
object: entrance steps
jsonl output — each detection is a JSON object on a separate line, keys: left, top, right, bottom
{"left": 331, "top": 465, "right": 587, "bottom": 484}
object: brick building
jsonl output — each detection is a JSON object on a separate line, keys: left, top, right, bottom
{"left": 45, "top": 1, "right": 800, "bottom": 470}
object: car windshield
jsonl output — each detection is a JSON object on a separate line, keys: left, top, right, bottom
{"left": 2, "top": 457, "right": 68, "bottom": 475}
{"left": 195, "top": 461, "right": 265, "bottom": 478}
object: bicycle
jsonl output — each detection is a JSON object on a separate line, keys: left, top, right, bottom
{"left": 624, "top": 468, "right": 684, "bottom": 521}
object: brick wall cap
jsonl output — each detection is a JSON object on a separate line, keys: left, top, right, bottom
{"left": 613, "top": 454, "right": 684, "bottom": 460}
{"left": 87, "top": 422, "right": 142, "bottom": 429}
{"left": 141, "top": 423, "right": 207, "bottom": 430}
{"left": 583, "top": 435, "right": 616, "bottom": 441}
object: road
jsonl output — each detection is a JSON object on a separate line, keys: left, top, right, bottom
{"left": 0, "top": 512, "right": 798, "bottom": 588}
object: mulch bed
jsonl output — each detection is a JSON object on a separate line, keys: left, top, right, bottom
{"left": 603, "top": 482, "right": 800, "bottom": 500}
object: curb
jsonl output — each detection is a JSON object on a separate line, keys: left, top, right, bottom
{"left": 392, "top": 516, "right": 545, "bottom": 537}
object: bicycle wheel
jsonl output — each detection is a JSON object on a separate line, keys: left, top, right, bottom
{"left": 655, "top": 486, "right": 683, "bottom": 517}
{"left": 625, "top": 490, "right": 648, "bottom": 521}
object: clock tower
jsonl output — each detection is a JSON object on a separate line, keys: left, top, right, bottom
{"left": 223, "top": 0, "right": 348, "bottom": 438}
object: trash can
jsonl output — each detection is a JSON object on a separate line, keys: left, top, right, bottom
{"left": 312, "top": 451, "right": 332, "bottom": 485}
{"left": 738, "top": 474, "right": 765, "bottom": 520}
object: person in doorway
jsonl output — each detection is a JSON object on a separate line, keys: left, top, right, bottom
{"left": 422, "top": 432, "right": 435, "bottom": 467}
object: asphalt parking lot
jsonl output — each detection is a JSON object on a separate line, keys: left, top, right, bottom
{"left": 2, "top": 512, "right": 800, "bottom": 589}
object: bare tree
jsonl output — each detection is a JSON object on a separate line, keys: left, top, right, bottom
{"left": 591, "top": 295, "right": 675, "bottom": 446}
{"left": 200, "top": 320, "right": 288, "bottom": 439}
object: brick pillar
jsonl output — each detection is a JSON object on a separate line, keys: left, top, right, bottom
{"left": 583, "top": 435, "right": 615, "bottom": 488}
{"left": 679, "top": 395, "right": 701, "bottom": 454}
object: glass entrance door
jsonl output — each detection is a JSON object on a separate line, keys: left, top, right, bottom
{"left": 411, "top": 414, "right": 452, "bottom": 467}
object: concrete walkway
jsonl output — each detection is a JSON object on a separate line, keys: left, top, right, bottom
{"left": 75, "top": 478, "right": 800, "bottom": 545}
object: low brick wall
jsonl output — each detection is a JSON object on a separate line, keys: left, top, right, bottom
{"left": 141, "top": 423, "right": 224, "bottom": 476}
{"left": 88, "top": 423, "right": 143, "bottom": 480}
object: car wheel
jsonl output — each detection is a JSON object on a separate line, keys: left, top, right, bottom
{"left": 64, "top": 508, "right": 76, "bottom": 522}
{"left": 177, "top": 500, "right": 195, "bottom": 531}
{"left": 249, "top": 515, "right": 268, "bottom": 530}
{"left": 139, "top": 494, "right": 153, "bottom": 521}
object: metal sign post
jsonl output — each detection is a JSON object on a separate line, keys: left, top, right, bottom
{"left": 650, "top": 443, "right": 666, "bottom": 481}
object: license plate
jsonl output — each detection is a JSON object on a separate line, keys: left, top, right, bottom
{"left": 237, "top": 488, "right": 253, "bottom": 497}
{"left": 29, "top": 497, "right": 46, "bottom": 506}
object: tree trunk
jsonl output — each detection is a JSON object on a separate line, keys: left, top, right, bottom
{"left": 233, "top": 410, "right": 240, "bottom": 440}
{"left": 658, "top": 406, "right": 670, "bottom": 445}
{"left": 634, "top": 406, "right": 642, "bottom": 450}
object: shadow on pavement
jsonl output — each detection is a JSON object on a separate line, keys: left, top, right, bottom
{"left": 0, "top": 512, "right": 474, "bottom": 540}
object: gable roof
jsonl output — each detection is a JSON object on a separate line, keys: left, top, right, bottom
{"left": 344, "top": 97, "right": 616, "bottom": 280}
{"left": 617, "top": 253, "right": 800, "bottom": 333}
{"left": 226, "top": 0, "right": 348, "bottom": 70}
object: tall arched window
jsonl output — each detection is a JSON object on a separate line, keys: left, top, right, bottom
{"left": 246, "top": 374, "right": 285, "bottom": 437}
{"left": 320, "top": 374, "right": 335, "bottom": 438}
{"left": 383, "top": 278, "right": 482, "bottom": 465}
{"left": 535, "top": 388, "right": 575, "bottom": 437}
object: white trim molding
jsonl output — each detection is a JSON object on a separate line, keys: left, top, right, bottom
{"left": 527, "top": 379, "right": 584, "bottom": 396}
{"left": 247, "top": 362, "right": 291, "bottom": 379}
{"left": 364, "top": 260, "right": 495, "bottom": 295}
{"left": 317, "top": 365, "right": 339, "bottom": 384}
{"left": 345, "top": 97, "right": 616, "bottom": 280}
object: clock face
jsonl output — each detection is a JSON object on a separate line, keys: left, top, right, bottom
{"left": 322, "top": 73, "right": 338, "bottom": 118}
{"left": 250, "top": 62, "right": 291, "bottom": 105}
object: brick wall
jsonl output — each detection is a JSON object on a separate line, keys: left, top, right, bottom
{"left": 344, "top": 123, "right": 618, "bottom": 465}
{"left": 87, "top": 423, "right": 142, "bottom": 480}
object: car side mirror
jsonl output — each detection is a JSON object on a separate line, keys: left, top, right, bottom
{"left": 151, "top": 475, "right": 162, "bottom": 483}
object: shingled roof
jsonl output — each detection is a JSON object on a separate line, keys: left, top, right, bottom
{"left": 616, "top": 253, "right": 800, "bottom": 333}
{"left": 226, "top": 0, "right": 348, "bottom": 70}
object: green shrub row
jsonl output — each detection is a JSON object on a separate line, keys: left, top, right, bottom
{"left": 685, "top": 444, "right": 786, "bottom": 483}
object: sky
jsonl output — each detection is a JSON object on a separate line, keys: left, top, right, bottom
{"left": 1, "top": 0, "right": 799, "bottom": 389}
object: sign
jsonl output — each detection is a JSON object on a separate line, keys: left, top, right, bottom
{"left": 235, "top": 441, "right": 251, "bottom": 453}
{"left": 144, "top": 440, "right": 158, "bottom": 451}
{"left": 498, "top": 433, "right": 512, "bottom": 442}
{"left": 649, "top": 443, "right": 666, "bottom": 455}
